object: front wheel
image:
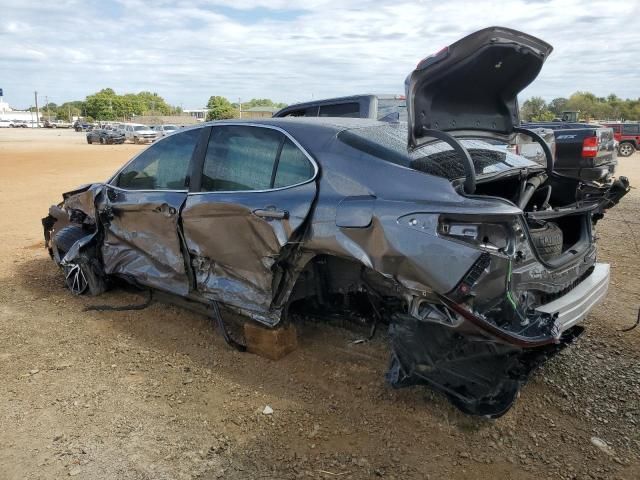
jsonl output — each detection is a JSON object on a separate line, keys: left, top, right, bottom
{"left": 618, "top": 142, "right": 635, "bottom": 157}
{"left": 134, "top": 137, "right": 140, "bottom": 144}
{"left": 87, "top": 137, "right": 92, "bottom": 144}
{"left": 100, "top": 136, "right": 106, "bottom": 145}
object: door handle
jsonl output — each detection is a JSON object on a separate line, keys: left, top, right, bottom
{"left": 253, "top": 208, "right": 289, "bottom": 220}
{"left": 153, "top": 204, "right": 176, "bottom": 215}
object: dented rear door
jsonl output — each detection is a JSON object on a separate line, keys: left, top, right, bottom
{"left": 181, "top": 124, "right": 318, "bottom": 323}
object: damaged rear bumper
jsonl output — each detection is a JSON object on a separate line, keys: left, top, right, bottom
{"left": 536, "top": 262, "right": 609, "bottom": 334}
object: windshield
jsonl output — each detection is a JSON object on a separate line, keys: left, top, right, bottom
{"left": 337, "top": 124, "right": 540, "bottom": 180}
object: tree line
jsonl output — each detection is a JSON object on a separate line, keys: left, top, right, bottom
{"left": 520, "top": 91, "right": 640, "bottom": 122}
{"left": 34, "top": 89, "right": 288, "bottom": 122}
{"left": 204, "top": 96, "right": 287, "bottom": 121}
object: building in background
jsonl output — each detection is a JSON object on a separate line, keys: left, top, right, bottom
{"left": 183, "top": 108, "right": 209, "bottom": 121}
{"left": 0, "top": 95, "right": 39, "bottom": 124}
{"left": 242, "top": 106, "right": 278, "bottom": 119}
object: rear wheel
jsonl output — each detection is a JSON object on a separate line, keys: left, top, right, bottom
{"left": 618, "top": 142, "right": 635, "bottom": 157}
{"left": 100, "top": 136, "right": 106, "bottom": 144}
{"left": 134, "top": 136, "right": 140, "bottom": 144}
{"left": 87, "top": 137, "right": 92, "bottom": 144}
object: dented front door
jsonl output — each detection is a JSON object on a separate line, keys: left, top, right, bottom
{"left": 100, "top": 128, "right": 202, "bottom": 295}
{"left": 181, "top": 124, "right": 318, "bottom": 323}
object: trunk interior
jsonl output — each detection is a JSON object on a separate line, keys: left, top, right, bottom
{"left": 473, "top": 173, "right": 594, "bottom": 264}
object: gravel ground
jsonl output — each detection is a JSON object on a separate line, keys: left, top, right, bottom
{"left": 0, "top": 128, "right": 639, "bottom": 479}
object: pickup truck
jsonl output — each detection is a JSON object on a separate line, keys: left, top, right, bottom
{"left": 273, "top": 94, "right": 407, "bottom": 121}
{"left": 523, "top": 122, "right": 617, "bottom": 182}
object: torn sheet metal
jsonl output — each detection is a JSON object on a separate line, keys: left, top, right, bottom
{"left": 180, "top": 181, "right": 316, "bottom": 323}
{"left": 386, "top": 313, "right": 582, "bottom": 417}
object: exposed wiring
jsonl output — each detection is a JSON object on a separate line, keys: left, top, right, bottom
{"left": 84, "top": 289, "right": 153, "bottom": 312}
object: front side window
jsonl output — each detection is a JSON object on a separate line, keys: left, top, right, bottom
{"left": 115, "top": 128, "right": 200, "bottom": 190}
{"left": 201, "top": 126, "right": 314, "bottom": 191}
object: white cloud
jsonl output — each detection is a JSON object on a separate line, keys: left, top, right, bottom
{"left": 0, "top": 0, "right": 638, "bottom": 109}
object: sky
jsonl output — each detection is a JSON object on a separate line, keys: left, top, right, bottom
{"left": 1, "top": 0, "right": 639, "bottom": 110}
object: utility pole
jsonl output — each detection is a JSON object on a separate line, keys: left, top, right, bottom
{"left": 34, "top": 91, "right": 40, "bottom": 128}
{"left": 238, "top": 97, "right": 242, "bottom": 119}
{"left": 45, "top": 95, "right": 50, "bottom": 122}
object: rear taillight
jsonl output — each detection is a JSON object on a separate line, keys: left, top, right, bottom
{"left": 582, "top": 136, "right": 598, "bottom": 157}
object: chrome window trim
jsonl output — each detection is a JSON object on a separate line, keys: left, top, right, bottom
{"left": 189, "top": 122, "right": 320, "bottom": 196}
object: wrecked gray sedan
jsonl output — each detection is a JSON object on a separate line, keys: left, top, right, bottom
{"left": 43, "top": 27, "right": 629, "bottom": 417}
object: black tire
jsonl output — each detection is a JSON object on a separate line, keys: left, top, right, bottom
{"left": 530, "top": 222, "right": 563, "bottom": 261}
{"left": 618, "top": 142, "right": 635, "bottom": 157}
{"left": 53, "top": 225, "right": 106, "bottom": 296}
{"left": 134, "top": 137, "right": 140, "bottom": 144}
{"left": 53, "top": 225, "right": 88, "bottom": 257}
{"left": 87, "top": 137, "right": 92, "bottom": 144}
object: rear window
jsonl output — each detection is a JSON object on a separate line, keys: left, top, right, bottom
{"left": 622, "top": 124, "right": 639, "bottom": 135}
{"left": 318, "top": 102, "right": 360, "bottom": 118}
{"left": 337, "top": 124, "right": 540, "bottom": 180}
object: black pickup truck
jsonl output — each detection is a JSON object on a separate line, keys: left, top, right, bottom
{"left": 523, "top": 122, "right": 617, "bottom": 183}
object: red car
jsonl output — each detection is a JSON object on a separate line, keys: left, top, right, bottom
{"left": 603, "top": 122, "right": 640, "bottom": 157}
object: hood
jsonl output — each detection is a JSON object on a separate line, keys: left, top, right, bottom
{"left": 406, "top": 27, "right": 552, "bottom": 150}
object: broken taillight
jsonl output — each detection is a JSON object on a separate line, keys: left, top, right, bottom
{"left": 582, "top": 136, "right": 599, "bottom": 157}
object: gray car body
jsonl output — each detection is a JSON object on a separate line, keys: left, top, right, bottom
{"left": 43, "top": 27, "right": 629, "bottom": 417}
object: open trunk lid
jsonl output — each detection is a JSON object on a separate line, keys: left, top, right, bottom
{"left": 406, "top": 27, "right": 553, "bottom": 150}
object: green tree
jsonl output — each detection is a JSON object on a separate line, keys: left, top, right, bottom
{"left": 206, "top": 96, "right": 237, "bottom": 120}
{"left": 241, "top": 98, "right": 287, "bottom": 110}
{"left": 547, "top": 97, "right": 568, "bottom": 116}
{"left": 520, "top": 96, "right": 554, "bottom": 121}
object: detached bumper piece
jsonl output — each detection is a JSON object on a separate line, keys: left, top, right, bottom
{"left": 386, "top": 314, "right": 583, "bottom": 418}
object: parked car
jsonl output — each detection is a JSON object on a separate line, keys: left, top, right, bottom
{"left": 73, "top": 121, "right": 91, "bottom": 132}
{"left": 0, "top": 119, "right": 12, "bottom": 128}
{"left": 152, "top": 124, "right": 179, "bottom": 137}
{"left": 124, "top": 124, "right": 157, "bottom": 143}
{"left": 86, "top": 128, "right": 125, "bottom": 145}
{"left": 602, "top": 122, "right": 639, "bottom": 157}
{"left": 44, "top": 120, "right": 73, "bottom": 128}
{"left": 7, "top": 120, "right": 28, "bottom": 128}
{"left": 274, "top": 94, "right": 407, "bottom": 122}
{"left": 42, "top": 27, "right": 630, "bottom": 417}
{"left": 523, "top": 121, "right": 617, "bottom": 182}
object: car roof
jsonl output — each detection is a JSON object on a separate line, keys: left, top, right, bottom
{"left": 201, "top": 116, "right": 386, "bottom": 132}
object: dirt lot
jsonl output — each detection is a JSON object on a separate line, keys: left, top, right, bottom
{"left": 0, "top": 128, "right": 639, "bottom": 480}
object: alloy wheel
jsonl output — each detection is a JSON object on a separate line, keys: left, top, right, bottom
{"left": 619, "top": 143, "right": 634, "bottom": 157}
{"left": 64, "top": 263, "right": 88, "bottom": 295}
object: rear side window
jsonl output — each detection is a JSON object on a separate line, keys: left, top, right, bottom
{"left": 318, "top": 102, "right": 360, "bottom": 118}
{"left": 622, "top": 124, "right": 639, "bottom": 135}
{"left": 116, "top": 129, "right": 200, "bottom": 190}
{"left": 274, "top": 139, "right": 315, "bottom": 188}
{"left": 201, "top": 126, "right": 314, "bottom": 191}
